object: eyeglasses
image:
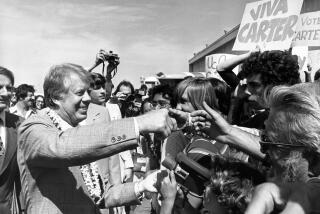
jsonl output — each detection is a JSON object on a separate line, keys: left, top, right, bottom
{"left": 151, "top": 100, "right": 171, "bottom": 109}
{"left": 260, "top": 141, "right": 312, "bottom": 154}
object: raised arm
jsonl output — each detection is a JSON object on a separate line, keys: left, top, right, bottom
{"left": 217, "top": 47, "right": 260, "bottom": 90}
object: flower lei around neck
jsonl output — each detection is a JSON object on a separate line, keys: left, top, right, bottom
{"left": 45, "top": 108, "right": 103, "bottom": 204}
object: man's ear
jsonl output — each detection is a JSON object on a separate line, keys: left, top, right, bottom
{"left": 51, "top": 98, "right": 61, "bottom": 109}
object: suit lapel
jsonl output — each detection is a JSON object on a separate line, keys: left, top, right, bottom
{"left": 0, "top": 124, "right": 17, "bottom": 175}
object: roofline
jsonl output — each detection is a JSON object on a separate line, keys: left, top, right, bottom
{"left": 188, "top": 25, "right": 240, "bottom": 64}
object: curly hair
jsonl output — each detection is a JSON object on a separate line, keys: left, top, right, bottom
{"left": 207, "top": 155, "right": 266, "bottom": 213}
{"left": 16, "top": 84, "right": 35, "bottom": 100}
{"left": 240, "top": 50, "right": 301, "bottom": 87}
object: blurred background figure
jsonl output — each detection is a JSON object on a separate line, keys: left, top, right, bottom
{"left": 34, "top": 95, "right": 45, "bottom": 111}
{"left": 89, "top": 72, "right": 107, "bottom": 106}
{"left": 10, "top": 84, "right": 35, "bottom": 118}
{"left": 10, "top": 87, "right": 17, "bottom": 107}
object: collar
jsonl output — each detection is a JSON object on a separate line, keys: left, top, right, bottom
{"left": 9, "top": 105, "right": 17, "bottom": 114}
{"left": 0, "top": 110, "right": 5, "bottom": 125}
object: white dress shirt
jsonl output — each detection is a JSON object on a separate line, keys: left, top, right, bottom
{"left": 0, "top": 110, "right": 7, "bottom": 155}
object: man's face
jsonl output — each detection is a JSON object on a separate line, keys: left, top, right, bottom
{"left": 0, "top": 74, "right": 12, "bottom": 112}
{"left": 23, "top": 91, "right": 34, "bottom": 108}
{"left": 118, "top": 85, "right": 132, "bottom": 98}
{"left": 264, "top": 108, "right": 309, "bottom": 182}
{"left": 10, "top": 91, "right": 17, "bottom": 105}
{"left": 89, "top": 84, "right": 106, "bottom": 105}
{"left": 152, "top": 93, "right": 171, "bottom": 110}
{"left": 56, "top": 73, "right": 91, "bottom": 126}
{"left": 246, "top": 74, "right": 266, "bottom": 106}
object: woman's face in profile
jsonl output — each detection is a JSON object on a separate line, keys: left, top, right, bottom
{"left": 175, "top": 89, "right": 195, "bottom": 113}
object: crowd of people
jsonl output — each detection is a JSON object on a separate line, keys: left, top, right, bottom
{"left": 1, "top": 48, "right": 320, "bottom": 214}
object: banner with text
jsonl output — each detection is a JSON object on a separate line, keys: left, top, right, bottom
{"left": 233, "top": 0, "right": 303, "bottom": 51}
{"left": 292, "top": 11, "right": 320, "bottom": 47}
{"left": 292, "top": 46, "right": 308, "bottom": 82}
{"left": 205, "top": 54, "right": 239, "bottom": 80}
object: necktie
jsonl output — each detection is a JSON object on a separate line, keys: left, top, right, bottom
{"left": 0, "top": 119, "right": 4, "bottom": 156}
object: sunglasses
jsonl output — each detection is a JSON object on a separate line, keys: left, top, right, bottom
{"left": 151, "top": 101, "right": 171, "bottom": 109}
{"left": 260, "top": 141, "right": 311, "bottom": 154}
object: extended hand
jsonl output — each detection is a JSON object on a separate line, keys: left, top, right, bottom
{"left": 168, "top": 108, "right": 189, "bottom": 130}
{"left": 159, "top": 170, "right": 177, "bottom": 200}
{"left": 136, "top": 109, "right": 177, "bottom": 138}
{"left": 139, "top": 170, "right": 160, "bottom": 193}
{"left": 191, "top": 102, "right": 232, "bottom": 141}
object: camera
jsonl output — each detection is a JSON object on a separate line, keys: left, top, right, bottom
{"left": 110, "top": 91, "right": 143, "bottom": 118}
{"left": 102, "top": 50, "right": 120, "bottom": 65}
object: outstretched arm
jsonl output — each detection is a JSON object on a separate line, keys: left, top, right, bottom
{"left": 191, "top": 102, "right": 265, "bottom": 160}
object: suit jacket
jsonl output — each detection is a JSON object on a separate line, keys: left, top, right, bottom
{"left": 0, "top": 112, "right": 24, "bottom": 214}
{"left": 86, "top": 104, "right": 130, "bottom": 197}
{"left": 17, "top": 109, "right": 139, "bottom": 214}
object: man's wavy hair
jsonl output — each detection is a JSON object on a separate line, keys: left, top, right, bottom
{"left": 44, "top": 63, "right": 90, "bottom": 109}
{"left": 266, "top": 83, "right": 320, "bottom": 151}
{"left": 239, "top": 50, "right": 301, "bottom": 87}
{"left": 16, "top": 84, "right": 35, "bottom": 101}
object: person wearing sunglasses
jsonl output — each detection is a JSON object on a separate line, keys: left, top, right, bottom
{"left": 149, "top": 84, "right": 173, "bottom": 110}
{"left": 245, "top": 82, "right": 320, "bottom": 214}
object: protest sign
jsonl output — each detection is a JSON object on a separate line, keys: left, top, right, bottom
{"left": 205, "top": 54, "right": 239, "bottom": 80}
{"left": 233, "top": 0, "right": 303, "bottom": 51}
{"left": 292, "top": 46, "right": 308, "bottom": 82}
{"left": 309, "top": 49, "right": 320, "bottom": 80}
{"left": 292, "top": 11, "right": 320, "bottom": 47}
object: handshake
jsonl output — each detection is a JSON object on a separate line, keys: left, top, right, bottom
{"left": 135, "top": 101, "right": 223, "bottom": 139}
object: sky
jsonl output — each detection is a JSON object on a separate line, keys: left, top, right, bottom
{"left": 0, "top": 0, "right": 257, "bottom": 93}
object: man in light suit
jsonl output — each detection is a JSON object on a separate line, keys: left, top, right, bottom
{"left": 17, "top": 63, "right": 177, "bottom": 214}
{"left": 0, "top": 66, "right": 24, "bottom": 214}
{"left": 86, "top": 73, "right": 122, "bottom": 187}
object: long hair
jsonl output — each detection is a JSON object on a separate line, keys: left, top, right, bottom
{"left": 174, "top": 77, "right": 219, "bottom": 111}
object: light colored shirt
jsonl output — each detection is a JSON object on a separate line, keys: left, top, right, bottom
{"left": 0, "top": 110, "right": 6, "bottom": 151}
{"left": 9, "top": 105, "right": 35, "bottom": 119}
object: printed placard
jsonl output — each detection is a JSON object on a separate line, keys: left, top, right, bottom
{"left": 205, "top": 54, "right": 239, "bottom": 80}
{"left": 233, "top": 0, "right": 303, "bottom": 51}
{"left": 292, "top": 11, "right": 320, "bottom": 47}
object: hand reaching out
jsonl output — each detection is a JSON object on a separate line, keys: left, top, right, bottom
{"left": 190, "top": 102, "right": 232, "bottom": 141}
{"left": 158, "top": 170, "right": 177, "bottom": 201}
